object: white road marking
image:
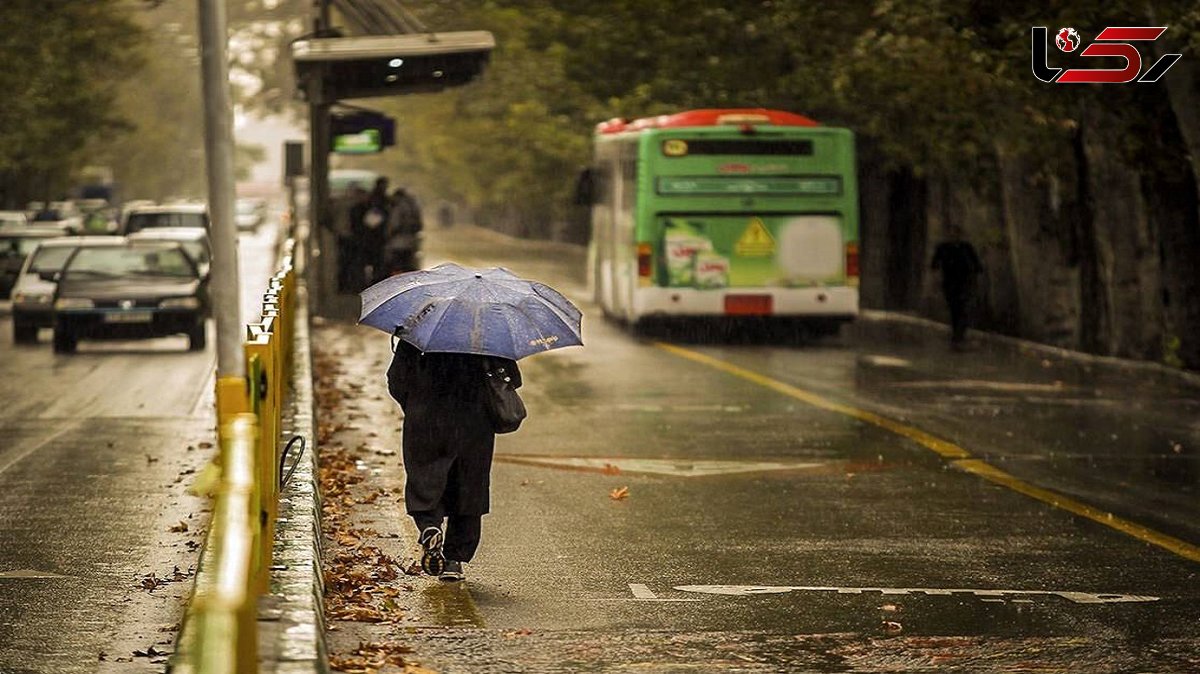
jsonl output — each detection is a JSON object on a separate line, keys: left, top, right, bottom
{"left": 584, "top": 584, "right": 704, "bottom": 602}
{"left": 0, "top": 419, "right": 85, "bottom": 477}
{"left": 629, "top": 583, "right": 658, "bottom": 599}
{"left": 0, "top": 569, "right": 66, "bottom": 578}
{"left": 497, "top": 456, "right": 827, "bottom": 477}
{"left": 860, "top": 355, "right": 912, "bottom": 368}
{"left": 672, "top": 585, "right": 1159, "bottom": 604}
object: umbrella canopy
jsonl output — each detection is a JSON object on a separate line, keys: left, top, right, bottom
{"left": 358, "top": 263, "right": 583, "bottom": 360}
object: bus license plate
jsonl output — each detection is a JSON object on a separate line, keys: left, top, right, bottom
{"left": 105, "top": 311, "right": 153, "bottom": 324}
{"left": 724, "top": 295, "right": 773, "bottom": 316}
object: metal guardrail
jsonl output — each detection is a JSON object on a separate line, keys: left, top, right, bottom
{"left": 173, "top": 239, "right": 298, "bottom": 674}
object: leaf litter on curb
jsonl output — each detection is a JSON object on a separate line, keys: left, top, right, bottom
{"left": 314, "top": 343, "right": 416, "bottom": 650}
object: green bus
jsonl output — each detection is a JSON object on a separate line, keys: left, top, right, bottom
{"left": 587, "top": 108, "right": 859, "bottom": 330}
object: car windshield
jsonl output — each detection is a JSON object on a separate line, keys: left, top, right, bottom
{"left": 64, "top": 247, "right": 195, "bottom": 279}
{"left": 29, "top": 246, "right": 76, "bottom": 273}
{"left": 180, "top": 241, "right": 209, "bottom": 264}
{"left": 125, "top": 212, "right": 206, "bottom": 233}
{"left": 32, "top": 210, "right": 63, "bottom": 222}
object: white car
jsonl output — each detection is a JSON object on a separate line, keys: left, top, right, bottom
{"left": 128, "top": 227, "right": 211, "bottom": 279}
{"left": 121, "top": 203, "right": 208, "bottom": 235}
{"left": 28, "top": 201, "right": 83, "bottom": 233}
{"left": 235, "top": 198, "right": 268, "bottom": 232}
{"left": 10, "top": 236, "right": 122, "bottom": 343}
{"left": 0, "top": 211, "right": 28, "bottom": 228}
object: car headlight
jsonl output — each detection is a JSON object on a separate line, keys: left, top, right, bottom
{"left": 160, "top": 297, "right": 201, "bottom": 310}
{"left": 54, "top": 298, "right": 94, "bottom": 310}
{"left": 13, "top": 292, "right": 52, "bottom": 305}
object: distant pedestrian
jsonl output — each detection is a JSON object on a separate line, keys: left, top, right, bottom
{"left": 350, "top": 179, "right": 390, "bottom": 288}
{"left": 340, "top": 186, "right": 370, "bottom": 291}
{"left": 386, "top": 339, "right": 523, "bottom": 582}
{"left": 384, "top": 187, "right": 423, "bottom": 274}
{"left": 931, "top": 226, "right": 983, "bottom": 348}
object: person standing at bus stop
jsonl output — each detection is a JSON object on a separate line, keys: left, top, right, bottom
{"left": 931, "top": 225, "right": 983, "bottom": 349}
{"left": 350, "top": 179, "right": 390, "bottom": 287}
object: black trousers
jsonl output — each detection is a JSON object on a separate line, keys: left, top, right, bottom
{"left": 412, "top": 510, "right": 483, "bottom": 562}
{"left": 944, "top": 287, "right": 970, "bottom": 343}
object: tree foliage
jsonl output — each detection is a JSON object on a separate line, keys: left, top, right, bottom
{"left": 0, "top": 0, "right": 144, "bottom": 205}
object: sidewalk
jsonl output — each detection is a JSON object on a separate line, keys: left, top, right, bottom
{"left": 310, "top": 319, "right": 451, "bottom": 673}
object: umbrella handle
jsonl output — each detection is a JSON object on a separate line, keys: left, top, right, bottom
{"left": 390, "top": 325, "right": 405, "bottom": 353}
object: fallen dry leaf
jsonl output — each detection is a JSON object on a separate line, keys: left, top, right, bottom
{"left": 882, "top": 620, "right": 903, "bottom": 633}
{"left": 169, "top": 521, "right": 189, "bottom": 533}
{"left": 602, "top": 463, "right": 621, "bottom": 475}
{"left": 609, "top": 486, "right": 630, "bottom": 501}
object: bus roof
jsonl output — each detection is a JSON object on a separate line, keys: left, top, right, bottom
{"left": 595, "top": 108, "right": 820, "bottom": 135}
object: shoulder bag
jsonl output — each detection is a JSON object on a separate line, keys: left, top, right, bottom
{"left": 482, "top": 360, "right": 526, "bottom": 434}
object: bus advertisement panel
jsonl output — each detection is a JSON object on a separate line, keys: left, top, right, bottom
{"left": 589, "top": 109, "right": 859, "bottom": 328}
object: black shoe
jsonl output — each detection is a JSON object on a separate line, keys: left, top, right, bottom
{"left": 418, "top": 526, "right": 445, "bottom": 576}
{"left": 439, "top": 559, "right": 465, "bottom": 582}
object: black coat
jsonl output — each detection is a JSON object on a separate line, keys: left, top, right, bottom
{"left": 386, "top": 341, "right": 521, "bottom": 516}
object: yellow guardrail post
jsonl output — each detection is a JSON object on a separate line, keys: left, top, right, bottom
{"left": 244, "top": 326, "right": 277, "bottom": 593}
{"left": 185, "top": 413, "right": 259, "bottom": 674}
{"left": 178, "top": 238, "right": 298, "bottom": 672}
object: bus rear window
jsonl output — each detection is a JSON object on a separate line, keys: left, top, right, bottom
{"left": 663, "top": 139, "right": 814, "bottom": 156}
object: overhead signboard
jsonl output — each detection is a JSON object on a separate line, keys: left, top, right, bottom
{"left": 292, "top": 31, "right": 495, "bottom": 101}
{"left": 330, "top": 109, "right": 396, "bottom": 152}
{"left": 333, "top": 129, "right": 382, "bottom": 154}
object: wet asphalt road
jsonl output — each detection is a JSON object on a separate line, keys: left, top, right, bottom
{"left": 0, "top": 221, "right": 279, "bottom": 673}
{"left": 323, "top": 225, "right": 1200, "bottom": 673}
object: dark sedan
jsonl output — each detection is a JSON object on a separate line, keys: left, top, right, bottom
{"left": 52, "top": 241, "right": 209, "bottom": 353}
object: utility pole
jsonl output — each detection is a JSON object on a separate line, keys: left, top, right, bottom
{"left": 308, "top": 0, "right": 332, "bottom": 306}
{"left": 197, "top": 0, "right": 245, "bottom": 410}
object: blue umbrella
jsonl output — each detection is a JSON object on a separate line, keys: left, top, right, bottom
{"left": 358, "top": 263, "right": 583, "bottom": 360}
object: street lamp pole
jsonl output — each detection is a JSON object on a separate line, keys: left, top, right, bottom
{"left": 308, "top": 0, "right": 332, "bottom": 311}
{"left": 196, "top": 0, "right": 245, "bottom": 406}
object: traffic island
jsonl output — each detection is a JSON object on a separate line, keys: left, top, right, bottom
{"left": 255, "top": 279, "right": 330, "bottom": 673}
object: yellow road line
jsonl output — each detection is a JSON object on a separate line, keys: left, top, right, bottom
{"left": 655, "top": 341, "right": 1200, "bottom": 564}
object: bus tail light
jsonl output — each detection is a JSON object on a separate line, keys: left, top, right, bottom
{"left": 845, "top": 242, "right": 860, "bottom": 278}
{"left": 637, "top": 243, "right": 653, "bottom": 278}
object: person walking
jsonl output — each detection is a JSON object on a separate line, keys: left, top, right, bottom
{"left": 931, "top": 225, "right": 983, "bottom": 348}
{"left": 386, "top": 339, "right": 522, "bottom": 582}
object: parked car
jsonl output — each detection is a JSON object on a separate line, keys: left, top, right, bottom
{"left": 0, "top": 211, "right": 29, "bottom": 228}
{"left": 128, "top": 227, "right": 211, "bottom": 279}
{"left": 235, "top": 197, "right": 268, "bottom": 232}
{"left": 121, "top": 203, "right": 208, "bottom": 235}
{"left": 52, "top": 240, "right": 209, "bottom": 353}
{"left": 0, "top": 226, "right": 72, "bottom": 299}
{"left": 10, "top": 236, "right": 123, "bottom": 343}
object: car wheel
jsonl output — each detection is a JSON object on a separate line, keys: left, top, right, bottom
{"left": 53, "top": 325, "right": 77, "bottom": 354}
{"left": 13, "top": 319, "right": 37, "bottom": 344}
{"left": 188, "top": 323, "right": 207, "bottom": 351}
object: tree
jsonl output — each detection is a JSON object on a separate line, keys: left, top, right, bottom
{"left": 0, "top": 0, "right": 144, "bottom": 206}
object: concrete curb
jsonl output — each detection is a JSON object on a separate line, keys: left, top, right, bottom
{"left": 259, "top": 277, "right": 330, "bottom": 673}
{"left": 853, "top": 309, "right": 1200, "bottom": 388}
